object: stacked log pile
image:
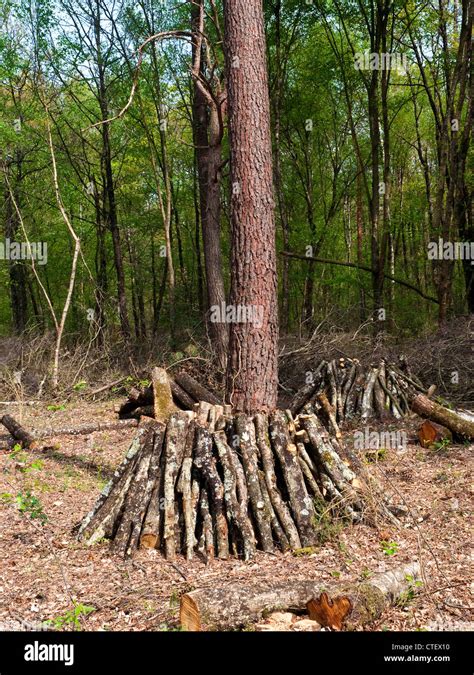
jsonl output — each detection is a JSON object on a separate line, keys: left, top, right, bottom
{"left": 119, "top": 359, "right": 431, "bottom": 432}
{"left": 78, "top": 402, "right": 392, "bottom": 560}
{"left": 76, "top": 360, "right": 473, "bottom": 562}
{"left": 288, "top": 357, "right": 429, "bottom": 428}
{"left": 117, "top": 370, "right": 221, "bottom": 420}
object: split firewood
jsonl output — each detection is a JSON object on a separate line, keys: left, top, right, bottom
{"left": 179, "top": 562, "right": 421, "bottom": 631}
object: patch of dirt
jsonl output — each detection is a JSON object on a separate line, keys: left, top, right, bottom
{"left": 0, "top": 401, "right": 472, "bottom": 632}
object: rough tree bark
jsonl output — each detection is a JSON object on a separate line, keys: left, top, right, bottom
{"left": 223, "top": 0, "right": 279, "bottom": 412}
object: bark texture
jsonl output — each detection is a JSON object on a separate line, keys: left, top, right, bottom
{"left": 223, "top": 0, "right": 279, "bottom": 412}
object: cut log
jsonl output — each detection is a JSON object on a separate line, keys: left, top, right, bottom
{"left": 411, "top": 394, "right": 474, "bottom": 440}
{"left": 268, "top": 410, "right": 316, "bottom": 547}
{"left": 254, "top": 413, "right": 301, "bottom": 549}
{"left": 175, "top": 421, "right": 198, "bottom": 558}
{"left": 174, "top": 372, "right": 221, "bottom": 405}
{"left": 360, "top": 366, "right": 378, "bottom": 422}
{"left": 179, "top": 562, "right": 421, "bottom": 631}
{"left": 234, "top": 415, "right": 274, "bottom": 552}
{"left": 118, "top": 387, "right": 153, "bottom": 418}
{"left": 168, "top": 380, "right": 194, "bottom": 409}
{"left": 1, "top": 415, "right": 38, "bottom": 449}
{"left": 123, "top": 405, "right": 154, "bottom": 420}
{"left": 214, "top": 431, "right": 256, "bottom": 560}
{"left": 289, "top": 361, "right": 325, "bottom": 415}
{"left": 163, "top": 412, "right": 194, "bottom": 560}
{"left": 79, "top": 422, "right": 152, "bottom": 544}
{"left": 112, "top": 422, "right": 164, "bottom": 557}
{"left": 138, "top": 425, "right": 168, "bottom": 550}
{"left": 152, "top": 367, "right": 178, "bottom": 423}
{"left": 193, "top": 426, "right": 229, "bottom": 559}
{"left": 418, "top": 420, "right": 453, "bottom": 448}
{"left": 316, "top": 392, "right": 341, "bottom": 438}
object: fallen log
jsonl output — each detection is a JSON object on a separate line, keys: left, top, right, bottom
{"left": 174, "top": 372, "right": 221, "bottom": 406}
{"left": 179, "top": 562, "right": 420, "bottom": 631}
{"left": 0, "top": 417, "right": 138, "bottom": 449}
{"left": 1, "top": 414, "right": 38, "bottom": 449}
{"left": 411, "top": 394, "right": 474, "bottom": 440}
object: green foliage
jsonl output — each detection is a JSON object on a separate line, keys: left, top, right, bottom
{"left": 44, "top": 603, "right": 96, "bottom": 631}
{"left": 8, "top": 445, "right": 44, "bottom": 473}
{"left": 15, "top": 490, "right": 48, "bottom": 524}
{"left": 380, "top": 540, "right": 399, "bottom": 556}
{"left": 396, "top": 575, "right": 423, "bottom": 607}
{"left": 72, "top": 380, "right": 87, "bottom": 391}
{"left": 46, "top": 404, "right": 67, "bottom": 412}
{"left": 432, "top": 438, "right": 451, "bottom": 452}
{"left": 0, "top": 0, "right": 469, "bottom": 349}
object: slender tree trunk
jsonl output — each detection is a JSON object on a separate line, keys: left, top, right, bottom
{"left": 191, "top": 0, "right": 228, "bottom": 370}
{"left": 224, "top": 0, "right": 279, "bottom": 412}
{"left": 356, "top": 169, "right": 366, "bottom": 322}
{"left": 94, "top": 3, "right": 130, "bottom": 340}
{"left": 4, "top": 155, "right": 28, "bottom": 334}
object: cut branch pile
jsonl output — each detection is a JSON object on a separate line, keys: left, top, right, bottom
{"left": 78, "top": 403, "right": 392, "bottom": 560}
{"left": 289, "top": 357, "right": 430, "bottom": 428}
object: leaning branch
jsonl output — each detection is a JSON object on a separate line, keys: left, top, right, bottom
{"left": 280, "top": 251, "right": 439, "bottom": 304}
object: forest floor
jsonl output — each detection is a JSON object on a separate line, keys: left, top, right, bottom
{"left": 0, "top": 399, "right": 472, "bottom": 632}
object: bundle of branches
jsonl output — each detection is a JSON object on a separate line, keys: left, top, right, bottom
{"left": 289, "top": 357, "right": 432, "bottom": 433}
{"left": 78, "top": 402, "right": 396, "bottom": 561}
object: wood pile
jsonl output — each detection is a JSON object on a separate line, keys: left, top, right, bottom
{"left": 78, "top": 400, "right": 396, "bottom": 561}
{"left": 288, "top": 357, "right": 427, "bottom": 429}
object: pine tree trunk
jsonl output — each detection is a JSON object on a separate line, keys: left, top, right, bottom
{"left": 223, "top": 0, "right": 279, "bottom": 412}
